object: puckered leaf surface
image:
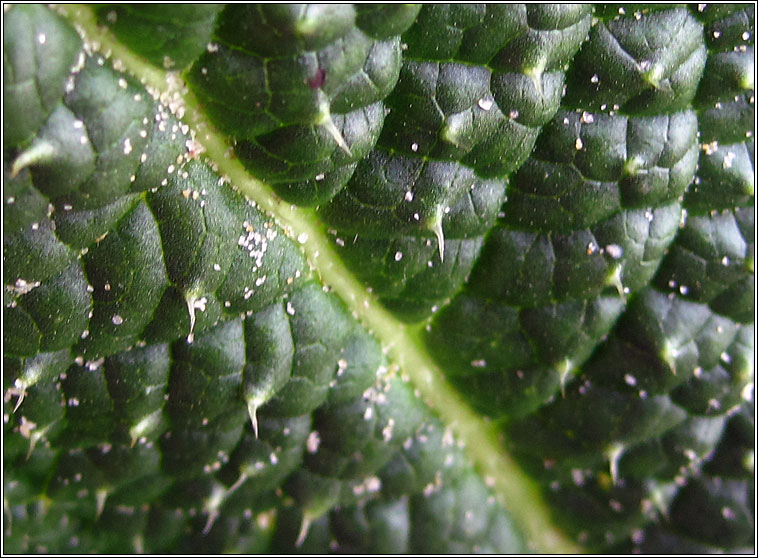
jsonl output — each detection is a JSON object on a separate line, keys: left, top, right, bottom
{"left": 3, "top": 4, "right": 754, "bottom": 554}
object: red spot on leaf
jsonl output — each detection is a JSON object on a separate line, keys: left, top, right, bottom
{"left": 308, "top": 68, "right": 326, "bottom": 89}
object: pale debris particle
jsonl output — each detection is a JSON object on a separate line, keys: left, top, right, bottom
{"left": 123, "top": 138, "right": 132, "bottom": 155}
{"left": 18, "top": 416, "right": 36, "bottom": 438}
{"left": 10, "top": 278, "right": 41, "bottom": 295}
{"left": 702, "top": 140, "right": 719, "bottom": 155}
{"left": 337, "top": 359, "right": 348, "bottom": 376}
{"left": 394, "top": 251, "right": 403, "bottom": 261}
{"left": 441, "top": 428, "right": 455, "bottom": 448}
{"left": 353, "top": 475, "right": 382, "bottom": 496}
{"left": 571, "top": 468, "right": 585, "bottom": 486}
{"left": 365, "top": 476, "right": 381, "bottom": 493}
{"left": 256, "top": 511, "right": 275, "bottom": 529}
{"left": 286, "top": 302, "right": 295, "bottom": 316}
{"left": 723, "top": 151, "right": 736, "bottom": 169}
{"left": 38, "top": 33, "right": 46, "bottom": 44}
{"left": 411, "top": 142, "right": 419, "bottom": 152}
{"left": 238, "top": 221, "right": 269, "bottom": 270}
{"left": 605, "top": 244, "right": 623, "bottom": 259}
{"left": 381, "top": 418, "right": 395, "bottom": 442}
{"left": 112, "top": 315, "right": 124, "bottom": 325}
{"left": 301, "top": 430, "right": 320, "bottom": 455}
{"left": 741, "top": 382, "right": 754, "bottom": 402}
{"left": 470, "top": 359, "right": 487, "bottom": 368}
{"left": 185, "top": 138, "right": 205, "bottom": 159}
{"left": 575, "top": 137, "right": 583, "bottom": 150}
{"left": 477, "top": 98, "right": 493, "bottom": 111}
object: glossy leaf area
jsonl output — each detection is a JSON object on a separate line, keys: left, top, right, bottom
{"left": 2, "top": 4, "right": 754, "bottom": 554}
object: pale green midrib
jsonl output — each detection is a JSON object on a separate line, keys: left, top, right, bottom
{"left": 58, "top": 5, "right": 582, "bottom": 554}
